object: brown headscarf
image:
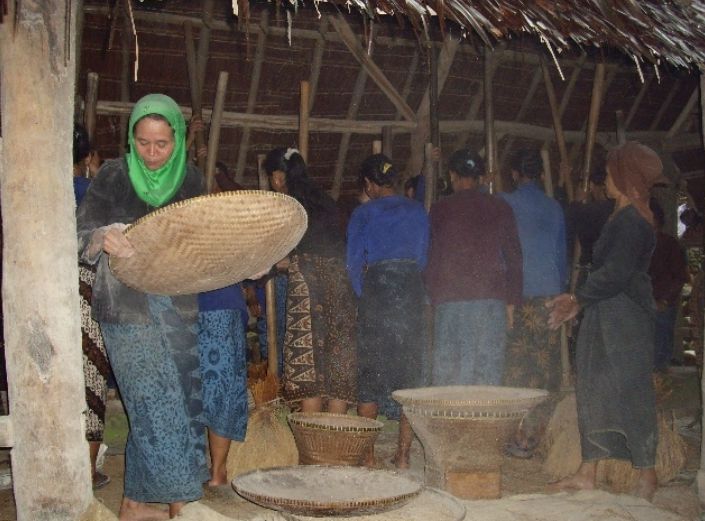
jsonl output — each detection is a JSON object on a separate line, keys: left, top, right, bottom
{"left": 606, "top": 141, "right": 666, "bottom": 225}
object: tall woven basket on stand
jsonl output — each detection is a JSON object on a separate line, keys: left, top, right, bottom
{"left": 288, "top": 412, "right": 383, "bottom": 466}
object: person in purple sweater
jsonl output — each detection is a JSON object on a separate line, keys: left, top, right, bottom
{"left": 424, "top": 148, "right": 523, "bottom": 386}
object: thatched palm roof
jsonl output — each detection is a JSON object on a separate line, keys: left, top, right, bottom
{"left": 347, "top": 0, "right": 705, "bottom": 68}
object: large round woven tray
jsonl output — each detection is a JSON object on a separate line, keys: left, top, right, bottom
{"left": 109, "top": 190, "right": 307, "bottom": 295}
{"left": 392, "top": 385, "right": 549, "bottom": 419}
{"left": 288, "top": 413, "right": 383, "bottom": 466}
{"left": 280, "top": 488, "right": 465, "bottom": 521}
{"left": 232, "top": 465, "right": 422, "bottom": 517}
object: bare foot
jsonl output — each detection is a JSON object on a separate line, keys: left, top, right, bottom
{"left": 547, "top": 473, "right": 596, "bottom": 493}
{"left": 391, "top": 450, "right": 410, "bottom": 469}
{"left": 206, "top": 470, "right": 229, "bottom": 487}
{"left": 169, "top": 501, "right": 186, "bottom": 518}
{"left": 119, "top": 498, "right": 169, "bottom": 521}
{"left": 632, "top": 469, "right": 657, "bottom": 502}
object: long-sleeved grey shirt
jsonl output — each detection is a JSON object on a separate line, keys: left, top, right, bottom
{"left": 76, "top": 158, "right": 204, "bottom": 324}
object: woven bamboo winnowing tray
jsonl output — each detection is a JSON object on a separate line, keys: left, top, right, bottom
{"left": 109, "top": 190, "right": 307, "bottom": 295}
{"left": 232, "top": 465, "right": 422, "bottom": 517}
{"left": 392, "top": 385, "right": 549, "bottom": 419}
{"left": 288, "top": 412, "right": 383, "bottom": 466}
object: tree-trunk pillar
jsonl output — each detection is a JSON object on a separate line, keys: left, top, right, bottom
{"left": 0, "top": 2, "right": 93, "bottom": 520}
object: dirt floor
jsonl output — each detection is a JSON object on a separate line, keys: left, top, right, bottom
{"left": 0, "top": 368, "right": 701, "bottom": 520}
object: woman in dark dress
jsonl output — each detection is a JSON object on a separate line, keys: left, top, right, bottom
{"left": 265, "top": 148, "right": 357, "bottom": 414}
{"left": 347, "top": 154, "right": 429, "bottom": 467}
{"left": 547, "top": 142, "right": 666, "bottom": 500}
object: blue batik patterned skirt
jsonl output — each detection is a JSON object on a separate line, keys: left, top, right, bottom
{"left": 101, "top": 296, "right": 208, "bottom": 504}
{"left": 198, "top": 309, "right": 248, "bottom": 441}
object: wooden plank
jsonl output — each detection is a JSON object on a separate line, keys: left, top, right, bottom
{"left": 328, "top": 13, "right": 415, "bottom": 122}
{"left": 235, "top": 12, "right": 268, "bottom": 183}
{"left": 94, "top": 100, "right": 696, "bottom": 146}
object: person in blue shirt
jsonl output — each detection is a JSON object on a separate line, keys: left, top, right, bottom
{"left": 197, "top": 169, "right": 249, "bottom": 486}
{"left": 347, "top": 154, "right": 429, "bottom": 468}
{"left": 499, "top": 148, "right": 567, "bottom": 459}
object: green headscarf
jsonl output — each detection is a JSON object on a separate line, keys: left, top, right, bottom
{"left": 126, "top": 93, "right": 187, "bottom": 207}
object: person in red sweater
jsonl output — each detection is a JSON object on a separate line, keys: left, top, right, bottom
{"left": 424, "top": 148, "right": 523, "bottom": 385}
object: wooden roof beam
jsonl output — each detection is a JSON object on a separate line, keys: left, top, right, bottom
{"left": 235, "top": 12, "right": 269, "bottom": 183}
{"left": 328, "top": 13, "right": 415, "bottom": 122}
{"left": 666, "top": 86, "right": 699, "bottom": 140}
{"left": 649, "top": 79, "right": 681, "bottom": 131}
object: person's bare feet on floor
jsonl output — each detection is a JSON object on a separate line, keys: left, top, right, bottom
{"left": 119, "top": 498, "right": 169, "bottom": 521}
{"left": 391, "top": 449, "right": 410, "bottom": 469}
{"left": 631, "top": 468, "right": 657, "bottom": 502}
{"left": 548, "top": 461, "right": 596, "bottom": 493}
{"left": 206, "top": 469, "right": 228, "bottom": 487}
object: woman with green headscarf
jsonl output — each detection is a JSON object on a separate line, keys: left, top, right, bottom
{"left": 77, "top": 94, "right": 207, "bottom": 519}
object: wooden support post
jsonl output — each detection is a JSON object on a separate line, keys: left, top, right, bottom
{"left": 235, "top": 14, "right": 268, "bottom": 183}
{"left": 299, "top": 81, "right": 310, "bottom": 163}
{"left": 581, "top": 62, "right": 606, "bottom": 190}
{"left": 0, "top": 1, "right": 94, "bottom": 519}
{"left": 697, "top": 66, "right": 705, "bottom": 506}
{"left": 184, "top": 20, "right": 207, "bottom": 174}
{"left": 84, "top": 72, "right": 99, "bottom": 143}
{"left": 257, "top": 154, "right": 279, "bottom": 377}
{"left": 540, "top": 148, "right": 553, "bottom": 198}
{"left": 484, "top": 46, "right": 499, "bottom": 193}
{"left": 205, "top": 72, "right": 229, "bottom": 194}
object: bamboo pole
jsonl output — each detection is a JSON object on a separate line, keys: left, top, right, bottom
{"left": 258, "top": 153, "right": 279, "bottom": 378}
{"left": 119, "top": 3, "right": 131, "bottom": 155}
{"left": 540, "top": 148, "right": 553, "bottom": 198}
{"left": 541, "top": 56, "right": 572, "bottom": 199}
{"left": 299, "top": 81, "right": 310, "bottom": 163}
{"left": 183, "top": 20, "right": 207, "bottom": 173}
{"left": 307, "top": 17, "right": 329, "bottom": 112}
{"left": 235, "top": 12, "right": 268, "bottom": 183}
{"left": 423, "top": 142, "right": 435, "bottom": 211}
{"left": 84, "top": 72, "right": 99, "bottom": 143}
{"left": 484, "top": 46, "right": 499, "bottom": 193}
{"left": 205, "top": 72, "right": 229, "bottom": 194}
{"left": 332, "top": 60, "right": 370, "bottom": 200}
{"left": 581, "top": 62, "right": 607, "bottom": 191}
{"left": 616, "top": 110, "right": 627, "bottom": 145}
{"left": 196, "top": 0, "right": 214, "bottom": 97}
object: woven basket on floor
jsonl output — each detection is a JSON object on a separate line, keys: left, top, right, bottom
{"left": 110, "top": 190, "right": 307, "bottom": 296}
{"left": 288, "top": 413, "right": 383, "bottom": 466}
